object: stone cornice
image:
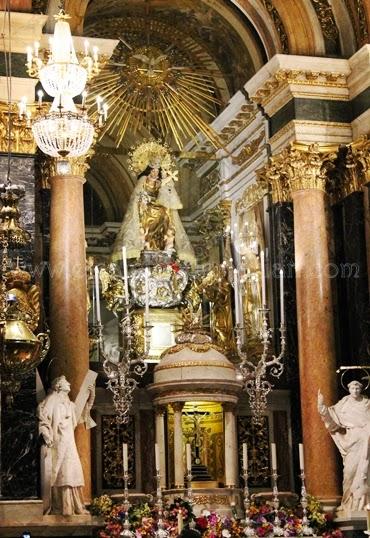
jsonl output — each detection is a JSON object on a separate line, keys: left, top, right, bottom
{"left": 244, "top": 54, "right": 350, "bottom": 117}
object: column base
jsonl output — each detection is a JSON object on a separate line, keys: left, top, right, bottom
{"left": 317, "top": 496, "right": 342, "bottom": 513}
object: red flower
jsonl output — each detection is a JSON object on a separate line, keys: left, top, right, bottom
{"left": 196, "top": 516, "right": 209, "bottom": 530}
{"left": 170, "top": 262, "right": 180, "bottom": 273}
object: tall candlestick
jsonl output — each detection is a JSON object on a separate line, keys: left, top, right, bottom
{"left": 186, "top": 443, "right": 192, "bottom": 471}
{"left": 26, "top": 46, "right": 32, "bottom": 66}
{"left": 271, "top": 443, "right": 277, "bottom": 471}
{"left": 144, "top": 267, "right": 150, "bottom": 321}
{"left": 122, "top": 246, "right": 129, "bottom": 303}
{"left": 299, "top": 443, "right": 305, "bottom": 471}
{"left": 155, "top": 443, "right": 160, "bottom": 472}
{"left": 94, "top": 266, "right": 101, "bottom": 323}
{"left": 123, "top": 443, "right": 128, "bottom": 473}
{"left": 261, "top": 250, "right": 266, "bottom": 306}
{"left": 279, "top": 269, "right": 285, "bottom": 325}
{"left": 243, "top": 443, "right": 248, "bottom": 471}
{"left": 234, "top": 268, "right": 241, "bottom": 325}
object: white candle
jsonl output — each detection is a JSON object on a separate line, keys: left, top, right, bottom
{"left": 34, "top": 41, "right": 39, "bottom": 57}
{"left": 37, "top": 90, "right": 43, "bottom": 107}
{"left": 279, "top": 269, "right": 285, "bottom": 325}
{"left": 155, "top": 442, "right": 160, "bottom": 472}
{"left": 177, "top": 512, "right": 183, "bottom": 533}
{"left": 94, "top": 266, "right": 101, "bottom": 323}
{"left": 366, "top": 503, "right": 370, "bottom": 533}
{"left": 122, "top": 246, "right": 129, "bottom": 303}
{"left": 233, "top": 268, "right": 241, "bottom": 325}
{"left": 93, "top": 45, "right": 99, "bottom": 62}
{"left": 186, "top": 443, "right": 192, "bottom": 471}
{"left": 261, "top": 250, "right": 266, "bottom": 306}
{"left": 84, "top": 39, "right": 89, "bottom": 56}
{"left": 144, "top": 267, "right": 150, "bottom": 321}
{"left": 123, "top": 443, "right": 128, "bottom": 473}
{"left": 299, "top": 443, "right": 305, "bottom": 471}
{"left": 271, "top": 443, "right": 277, "bottom": 471}
{"left": 242, "top": 443, "right": 248, "bottom": 471}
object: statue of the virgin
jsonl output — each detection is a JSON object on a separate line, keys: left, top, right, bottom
{"left": 112, "top": 141, "right": 195, "bottom": 266}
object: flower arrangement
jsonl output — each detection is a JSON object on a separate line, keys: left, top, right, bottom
{"left": 90, "top": 495, "right": 344, "bottom": 538}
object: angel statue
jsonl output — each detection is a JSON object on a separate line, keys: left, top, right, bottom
{"left": 318, "top": 380, "right": 370, "bottom": 512}
{"left": 112, "top": 141, "right": 195, "bottom": 266}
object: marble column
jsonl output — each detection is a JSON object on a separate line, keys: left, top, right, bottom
{"left": 155, "top": 406, "right": 167, "bottom": 488}
{"left": 172, "top": 402, "right": 184, "bottom": 488}
{"left": 48, "top": 159, "right": 91, "bottom": 501}
{"left": 287, "top": 146, "right": 340, "bottom": 501}
{"left": 223, "top": 402, "right": 238, "bottom": 488}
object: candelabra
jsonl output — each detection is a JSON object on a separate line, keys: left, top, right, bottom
{"left": 242, "top": 466, "right": 256, "bottom": 536}
{"left": 271, "top": 470, "right": 284, "bottom": 536}
{"left": 155, "top": 470, "right": 169, "bottom": 538}
{"left": 236, "top": 305, "right": 286, "bottom": 425}
{"left": 102, "top": 297, "right": 150, "bottom": 424}
{"left": 299, "top": 470, "right": 314, "bottom": 536}
{"left": 120, "top": 470, "right": 134, "bottom": 538}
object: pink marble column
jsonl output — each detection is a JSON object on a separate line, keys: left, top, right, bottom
{"left": 49, "top": 170, "right": 91, "bottom": 501}
{"left": 292, "top": 186, "right": 341, "bottom": 502}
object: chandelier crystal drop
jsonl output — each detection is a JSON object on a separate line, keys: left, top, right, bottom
{"left": 24, "top": 10, "right": 106, "bottom": 158}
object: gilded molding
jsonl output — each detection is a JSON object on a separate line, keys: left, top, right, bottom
{"left": 344, "top": 0, "right": 369, "bottom": 47}
{"left": 231, "top": 131, "right": 264, "bottom": 166}
{"left": 156, "top": 359, "right": 233, "bottom": 370}
{"left": 250, "top": 69, "right": 347, "bottom": 107}
{"left": 159, "top": 349, "right": 227, "bottom": 362}
{"left": 0, "top": 103, "right": 36, "bottom": 154}
{"left": 218, "top": 103, "right": 258, "bottom": 144}
{"left": 311, "top": 0, "right": 339, "bottom": 41}
{"left": 236, "top": 181, "right": 268, "bottom": 212}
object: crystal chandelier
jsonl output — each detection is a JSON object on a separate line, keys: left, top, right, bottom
{"left": 22, "top": 10, "right": 107, "bottom": 158}
{"left": 234, "top": 253, "right": 286, "bottom": 424}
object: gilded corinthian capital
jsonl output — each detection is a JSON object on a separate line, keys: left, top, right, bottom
{"left": 284, "top": 144, "right": 337, "bottom": 193}
{"left": 259, "top": 143, "right": 337, "bottom": 202}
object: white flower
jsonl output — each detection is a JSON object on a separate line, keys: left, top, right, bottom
{"left": 202, "top": 509, "right": 211, "bottom": 517}
{"left": 222, "top": 530, "right": 231, "bottom": 537}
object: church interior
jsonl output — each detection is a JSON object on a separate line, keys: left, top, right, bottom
{"left": 0, "top": 0, "right": 369, "bottom": 537}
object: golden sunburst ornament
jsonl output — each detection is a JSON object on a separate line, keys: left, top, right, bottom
{"left": 89, "top": 44, "right": 222, "bottom": 149}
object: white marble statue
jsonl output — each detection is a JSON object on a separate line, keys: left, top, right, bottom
{"left": 37, "top": 373, "right": 96, "bottom": 515}
{"left": 318, "top": 381, "right": 370, "bottom": 513}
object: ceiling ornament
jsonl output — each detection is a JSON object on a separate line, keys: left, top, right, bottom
{"left": 88, "top": 42, "right": 222, "bottom": 149}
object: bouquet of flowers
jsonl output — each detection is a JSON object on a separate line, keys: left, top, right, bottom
{"left": 90, "top": 495, "right": 344, "bottom": 538}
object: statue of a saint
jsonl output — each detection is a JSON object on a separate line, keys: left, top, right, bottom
{"left": 37, "top": 375, "right": 96, "bottom": 515}
{"left": 112, "top": 141, "right": 195, "bottom": 266}
{"left": 318, "top": 381, "right": 370, "bottom": 512}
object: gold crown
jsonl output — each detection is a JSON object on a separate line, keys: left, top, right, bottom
{"left": 128, "top": 140, "right": 175, "bottom": 175}
{"left": 5, "top": 267, "right": 31, "bottom": 287}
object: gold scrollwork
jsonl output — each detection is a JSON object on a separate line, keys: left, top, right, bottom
{"left": 311, "top": 0, "right": 339, "bottom": 41}
{"left": 156, "top": 357, "right": 231, "bottom": 369}
{"left": 231, "top": 131, "right": 265, "bottom": 167}
{"left": 193, "top": 494, "right": 230, "bottom": 505}
{"left": 236, "top": 181, "right": 268, "bottom": 212}
{"left": 0, "top": 102, "right": 35, "bottom": 154}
